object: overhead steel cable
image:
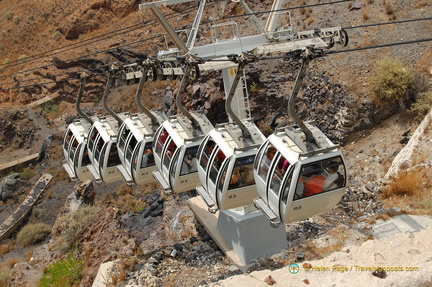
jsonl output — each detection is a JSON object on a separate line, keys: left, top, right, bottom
{"left": 344, "top": 17, "right": 432, "bottom": 30}
{"left": 0, "top": 1, "right": 204, "bottom": 77}
{"left": 1, "top": 38, "right": 431, "bottom": 93}
{"left": 327, "top": 38, "right": 432, "bottom": 54}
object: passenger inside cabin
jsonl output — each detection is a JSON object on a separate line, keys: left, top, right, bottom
{"left": 323, "top": 164, "right": 341, "bottom": 190}
{"left": 302, "top": 164, "right": 325, "bottom": 197}
{"left": 260, "top": 146, "right": 276, "bottom": 179}
{"left": 141, "top": 149, "right": 153, "bottom": 168}
{"left": 239, "top": 165, "right": 255, "bottom": 186}
{"left": 228, "top": 167, "right": 240, "bottom": 189}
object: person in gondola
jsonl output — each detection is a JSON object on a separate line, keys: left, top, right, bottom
{"left": 323, "top": 164, "right": 340, "bottom": 190}
{"left": 228, "top": 167, "right": 240, "bottom": 188}
{"left": 303, "top": 169, "right": 325, "bottom": 197}
{"left": 260, "top": 146, "right": 276, "bottom": 179}
{"left": 141, "top": 149, "right": 153, "bottom": 168}
{"left": 239, "top": 165, "right": 255, "bottom": 186}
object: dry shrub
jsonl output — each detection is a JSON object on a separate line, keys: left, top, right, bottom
{"left": 0, "top": 264, "right": 9, "bottom": 287}
{"left": 371, "top": 57, "right": 414, "bottom": 105}
{"left": 112, "top": 193, "right": 145, "bottom": 214}
{"left": 0, "top": 241, "right": 14, "bottom": 255}
{"left": 16, "top": 223, "right": 51, "bottom": 247}
{"left": 412, "top": 196, "right": 432, "bottom": 214}
{"left": 53, "top": 205, "right": 100, "bottom": 253}
{"left": 408, "top": 91, "right": 432, "bottom": 122}
{"left": 413, "top": 1, "right": 429, "bottom": 8}
{"left": 363, "top": 9, "right": 369, "bottom": 21}
{"left": 384, "top": 1, "right": 396, "bottom": 19}
{"left": 7, "top": 258, "right": 19, "bottom": 269}
{"left": 24, "top": 248, "right": 34, "bottom": 261}
{"left": 383, "top": 169, "right": 425, "bottom": 198}
{"left": 304, "top": 226, "right": 348, "bottom": 258}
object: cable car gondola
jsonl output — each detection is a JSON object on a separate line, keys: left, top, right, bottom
{"left": 253, "top": 53, "right": 347, "bottom": 227}
{"left": 152, "top": 64, "right": 214, "bottom": 193}
{"left": 62, "top": 75, "right": 94, "bottom": 181}
{"left": 117, "top": 65, "right": 167, "bottom": 185}
{"left": 86, "top": 71, "right": 129, "bottom": 183}
{"left": 196, "top": 56, "right": 266, "bottom": 212}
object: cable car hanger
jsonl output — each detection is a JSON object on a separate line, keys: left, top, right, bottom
{"left": 85, "top": 69, "right": 129, "bottom": 183}
{"left": 284, "top": 47, "right": 340, "bottom": 156}
{"left": 62, "top": 72, "right": 95, "bottom": 182}
{"left": 75, "top": 72, "right": 93, "bottom": 125}
{"left": 135, "top": 61, "right": 166, "bottom": 130}
{"left": 253, "top": 46, "right": 347, "bottom": 227}
{"left": 116, "top": 61, "right": 168, "bottom": 185}
{"left": 195, "top": 53, "right": 266, "bottom": 213}
{"left": 151, "top": 57, "right": 214, "bottom": 194}
{"left": 102, "top": 69, "right": 124, "bottom": 126}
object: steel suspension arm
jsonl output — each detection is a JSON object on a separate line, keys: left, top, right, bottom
{"left": 287, "top": 57, "right": 314, "bottom": 144}
{"left": 135, "top": 64, "right": 160, "bottom": 128}
{"left": 75, "top": 73, "right": 93, "bottom": 125}
{"left": 102, "top": 71, "right": 123, "bottom": 126}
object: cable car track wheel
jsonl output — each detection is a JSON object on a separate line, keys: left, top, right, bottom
{"left": 147, "top": 65, "right": 158, "bottom": 82}
{"left": 157, "top": 63, "right": 167, "bottom": 81}
{"left": 339, "top": 29, "right": 349, "bottom": 47}
{"left": 188, "top": 63, "right": 200, "bottom": 80}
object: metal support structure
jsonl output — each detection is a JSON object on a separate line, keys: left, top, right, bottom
{"left": 186, "top": 0, "right": 206, "bottom": 51}
{"left": 264, "top": 0, "right": 284, "bottom": 34}
{"left": 235, "top": 0, "right": 265, "bottom": 35}
{"left": 147, "top": 3, "right": 188, "bottom": 54}
{"left": 75, "top": 74, "right": 93, "bottom": 125}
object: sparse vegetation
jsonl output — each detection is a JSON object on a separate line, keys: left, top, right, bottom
{"left": 371, "top": 57, "right": 414, "bottom": 106}
{"left": 111, "top": 185, "right": 146, "bottom": 214}
{"left": 40, "top": 100, "right": 67, "bottom": 120}
{"left": 16, "top": 223, "right": 51, "bottom": 247}
{"left": 0, "top": 58, "right": 10, "bottom": 72}
{"left": 250, "top": 82, "right": 260, "bottom": 94}
{"left": 5, "top": 11, "right": 14, "bottom": 21}
{"left": 12, "top": 16, "right": 20, "bottom": 24}
{"left": 7, "top": 258, "right": 20, "bottom": 269}
{"left": 52, "top": 31, "right": 61, "bottom": 41}
{"left": 384, "top": 1, "right": 396, "bottom": 20}
{"left": 20, "top": 167, "right": 36, "bottom": 180}
{"left": 0, "top": 241, "right": 14, "bottom": 256}
{"left": 408, "top": 91, "right": 432, "bottom": 121}
{"left": 362, "top": 9, "right": 369, "bottom": 21}
{"left": 0, "top": 264, "right": 9, "bottom": 287}
{"left": 18, "top": 54, "right": 27, "bottom": 65}
{"left": 53, "top": 205, "right": 100, "bottom": 253}
{"left": 39, "top": 256, "right": 84, "bottom": 287}
{"left": 383, "top": 168, "right": 426, "bottom": 198}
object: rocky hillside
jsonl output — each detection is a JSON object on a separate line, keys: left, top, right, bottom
{"left": 0, "top": 0, "right": 431, "bottom": 286}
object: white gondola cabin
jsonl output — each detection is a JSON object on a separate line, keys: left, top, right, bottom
{"left": 62, "top": 118, "right": 93, "bottom": 181}
{"left": 62, "top": 75, "right": 95, "bottom": 182}
{"left": 152, "top": 111, "right": 213, "bottom": 193}
{"left": 151, "top": 64, "right": 214, "bottom": 193}
{"left": 195, "top": 58, "right": 265, "bottom": 212}
{"left": 117, "top": 111, "right": 166, "bottom": 185}
{"left": 116, "top": 64, "right": 168, "bottom": 185}
{"left": 87, "top": 114, "right": 129, "bottom": 183}
{"left": 253, "top": 123, "right": 346, "bottom": 226}
{"left": 196, "top": 120, "right": 265, "bottom": 212}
